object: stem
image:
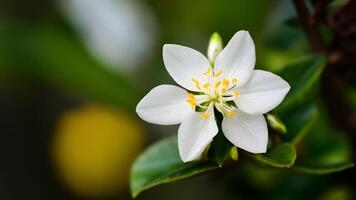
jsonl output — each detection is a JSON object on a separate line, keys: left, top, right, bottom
{"left": 292, "top": 0, "right": 325, "bottom": 52}
{"left": 310, "top": 0, "right": 330, "bottom": 23}
{"left": 292, "top": 0, "right": 356, "bottom": 135}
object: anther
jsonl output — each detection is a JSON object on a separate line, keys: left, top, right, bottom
{"left": 221, "top": 88, "right": 227, "bottom": 94}
{"left": 227, "top": 111, "right": 235, "bottom": 116}
{"left": 232, "top": 78, "right": 238, "bottom": 84}
{"left": 215, "top": 81, "right": 221, "bottom": 89}
{"left": 192, "top": 78, "right": 201, "bottom": 90}
{"left": 200, "top": 113, "right": 209, "bottom": 119}
{"left": 222, "top": 79, "right": 229, "bottom": 86}
{"left": 186, "top": 93, "right": 196, "bottom": 108}
{"left": 203, "top": 83, "right": 210, "bottom": 89}
{"left": 213, "top": 70, "right": 222, "bottom": 78}
{"left": 203, "top": 68, "right": 211, "bottom": 76}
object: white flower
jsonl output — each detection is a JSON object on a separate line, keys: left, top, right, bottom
{"left": 136, "top": 31, "right": 290, "bottom": 163}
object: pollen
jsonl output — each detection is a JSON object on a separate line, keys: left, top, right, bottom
{"left": 228, "top": 111, "right": 235, "bottom": 116}
{"left": 192, "top": 78, "right": 201, "bottom": 90}
{"left": 187, "top": 93, "right": 195, "bottom": 99}
{"left": 213, "top": 70, "right": 222, "bottom": 78}
{"left": 200, "top": 113, "right": 209, "bottom": 119}
{"left": 203, "top": 68, "right": 211, "bottom": 76}
{"left": 222, "top": 78, "right": 229, "bottom": 86}
{"left": 232, "top": 78, "right": 238, "bottom": 84}
{"left": 215, "top": 81, "right": 221, "bottom": 89}
{"left": 203, "top": 82, "right": 211, "bottom": 89}
{"left": 187, "top": 99, "right": 197, "bottom": 107}
{"left": 221, "top": 87, "right": 227, "bottom": 94}
{"left": 186, "top": 93, "right": 196, "bottom": 107}
{"left": 233, "top": 91, "right": 239, "bottom": 96}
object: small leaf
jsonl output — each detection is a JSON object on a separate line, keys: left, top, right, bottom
{"left": 277, "top": 55, "right": 326, "bottom": 111}
{"left": 208, "top": 132, "right": 234, "bottom": 166}
{"left": 292, "top": 163, "right": 354, "bottom": 175}
{"left": 276, "top": 102, "right": 318, "bottom": 145}
{"left": 130, "top": 136, "right": 218, "bottom": 198}
{"left": 253, "top": 143, "right": 296, "bottom": 168}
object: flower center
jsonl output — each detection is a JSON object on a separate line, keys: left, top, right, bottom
{"left": 186, "top": 67, "right": 239, "bottom": 118}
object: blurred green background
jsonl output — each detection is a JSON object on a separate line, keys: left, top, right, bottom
{"left": 0, "top": 0, "right": 354, "bottom": 199}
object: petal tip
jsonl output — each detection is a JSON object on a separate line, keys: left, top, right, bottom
{"left": 179, "top": 151, "right": 194, "bottom": 163}
{"left": 181, "top": 157, "right": 191, "bottom": 163}
{"left": 247, "top": 146, "right": 267, "bottom": 154}
{"left": 162, "top": 44, "right": 177, "bottom": 54}
{"left": 235, "top": 30, "right": 251, "bottom": 37}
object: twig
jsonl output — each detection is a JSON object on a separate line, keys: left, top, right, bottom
{"left": 292, "top": 0, "right": 325, "bottom": 52}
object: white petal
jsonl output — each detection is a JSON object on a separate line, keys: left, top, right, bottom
{"left": 178, "top": 107, "right": 218, "bottom": 162}
{"left": 163, "top": 44, "right": 211, "bottom": 91}
{"left": 214, "top": 31, "right": 255, "bottom": 86}
{"left": 234, "top": 70, "right": 290, "bottom": 115}
{"left": 222, "top": 110, "right": 267, "bottom": 153}
{"left": 136, "top": 85, "right": 193, "bottom": 125}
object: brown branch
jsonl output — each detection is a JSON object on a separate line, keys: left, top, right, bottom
{"left": 292, "top": 0, "right": 325, "bottom": 52}
{"left": 292, "top": 0, "right": 356, "bottom": 136}
{"left": 310, "top": 0, "right": 331, "bottom": 23}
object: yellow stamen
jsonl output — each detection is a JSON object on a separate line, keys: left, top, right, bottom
{"left": 203, "top": 68, "right": 211, "bottom": 76}
{"left": 186, "top": 93, "right": 196, "bottom": 107}
{"left": 233, "top": 91, "right": 239, "bottom": 96}
{"left": 192, "top": 78, "right": 201, "bottom": 90}
{"left": 221, "top": 88, "right": 227, "bottom": 94}
{"left": 214, "top": 81, "right": 221, "bottom": 89}
{"left": 222, "top": 79, "right": 229, "bottom": 86}
{"left": 228, "top": 111, "right": 235, "bottom": 116}
{"left": 187, "top": 93, "right": 195, "bottom": 99}
{"left": 186, "top": 99, "right": 197, "bottom": 107}
{"left": 203, "top": 82, "right": 210, "bottom": 89}
{"left": 213, "top": 70, "right": 222, "bottom": 78}
{"left": 232, "top": 78, "right": 238, "bottom": 84}
{"left": 200, "top": 113, "right": 209, "bottom": 119}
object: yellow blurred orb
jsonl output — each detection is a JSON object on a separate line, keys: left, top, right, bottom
{"left": 52, "top": 104, "right": 144, "bottom": 198}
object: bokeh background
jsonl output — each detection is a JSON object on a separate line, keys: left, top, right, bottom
{"left": 0, "top": 0, "right": 354, "bottom": 199}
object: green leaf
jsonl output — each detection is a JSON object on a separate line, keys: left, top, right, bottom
{"left": 282, "top": 17, "right": 300, "bottom": 28}
{"left": 276, "top": 102, "right": 318, "bottom": 145}
{"left": 309, "top": 134, "right": 352, "bottom": 165}
{"left": 0, "top": 21, "right": 139, "bottom": 111}
{"left": 293, "top": 163, "right": 354, "bottom": 175}
{"left": 293, "top": 103, "right": 353, "bottom": 175}
{"left": 208, "top": 132, "right": 235, "bottom": 166}
{"left": 130, "top": 136, "right": 219, "bottom": 198}
{"left": 253, "top": 143, "right": 296, "bottom": 168}
{"left": 277, "top": 55, "right": 326, "bottom": 111}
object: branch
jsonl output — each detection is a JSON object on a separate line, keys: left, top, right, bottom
{"left": 292, "top": 0, "right": 325, "bottom": 52}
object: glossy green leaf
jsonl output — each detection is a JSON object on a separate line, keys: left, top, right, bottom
{"left": 293, "top": 163, "right": 354, "bottom": 175}
{"left": 277, "top": 55, "right": 326, "bottom": 111}
{"left": 130, "top": 136, "right": 219, "bottom": 198}
{"left": 276, "top": 102, "right": 318, "bottom": 145}
{"left": 253, "top": 143, "right": 296, "bottom": 168}
{"left": 293, "top": 103, "right": 353, "bottom": 175}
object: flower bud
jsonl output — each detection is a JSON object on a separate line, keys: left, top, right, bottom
{"left": 266, "top": 114, "right": 287, "bottom": 134}
{"left": 229, "top": 146, "right": 238, "bottom": 161}
{"left": 207, "top": 32, "right": 223, "bottom": 64}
